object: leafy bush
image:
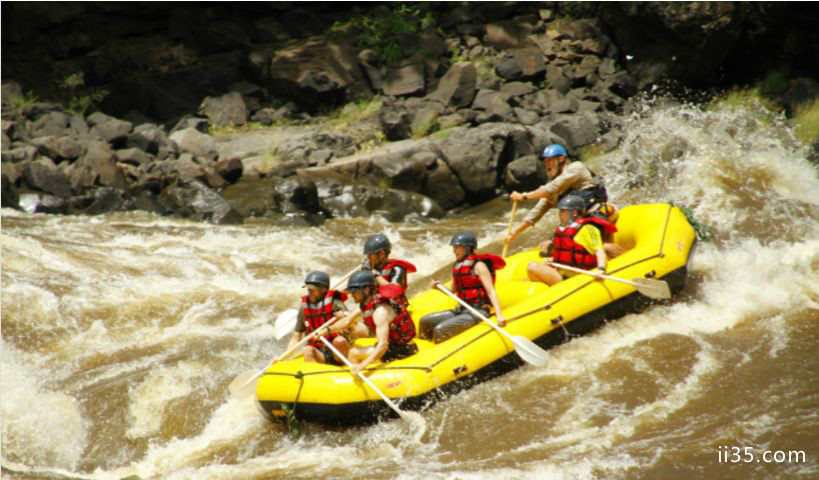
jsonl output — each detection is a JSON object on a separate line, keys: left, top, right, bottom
{"left": 329, "top": 4, "right": 434, "bottom": 66}
{"left": 58, "top": 72, "right": 108, "bottom": 116}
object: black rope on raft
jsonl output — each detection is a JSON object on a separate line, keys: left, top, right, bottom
{"left": 282, "top": 371, "right": 305, "bottom": 440}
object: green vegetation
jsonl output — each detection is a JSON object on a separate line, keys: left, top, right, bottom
{"left": 708, "top": 85, "right": 779, "bottom": 114}
{"left": 58, "top": 72, "right": 109, "bottom": 116}
{"left": 328, "top": 4, "right": 435, "bottom": 66}
{"left": 792, "top": 98, "right": 819, "bottom": 145}
{"left": 208, "top": 122, "right": 279, "bottom": 136}
{"left": 9, "top": 90, "right": 40, "bottom": 108}
{"left": 759, "top": 69, "right": 790, "bottom": 97}
{"left": 430, "top": 127, "right": 456, "bottom": 141}
{"left": 450, "top": 46, "right": 468, "bottom": 64}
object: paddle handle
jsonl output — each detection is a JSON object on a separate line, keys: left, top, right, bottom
{"left": 551, "top": 262, "right": 641, "bottom": 287}
{"left": 319, "top": 337, "right": 409, "bottom": 420}
{"left": 502, "top": 201, "right": 518, "bottom": 259}
{"left": 330, "top": 266, "right": 360, "bottom": 291}
{"left": 435, "top": 284, "right": 514, "bottom": 344}
{"left": 277, "top": 318, "right": 339, "bottom": 362}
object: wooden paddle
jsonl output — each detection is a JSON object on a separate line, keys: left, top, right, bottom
{"left": 229, "top": 318, "right": 340, "bottom": 400}
{"left": 552, "top": 262, "right": 672, "bottom": 299}
{"left": 502, "top": 200, "right": 518, "bottom": 259}
{"left": 319, "top": 337, "right": 417, "bottom": 423}
{"left": 273, "top": 265, "right": 360, "bottom": 340}
{"left": 436, "top": 285, "right": 549, "bottom": 367}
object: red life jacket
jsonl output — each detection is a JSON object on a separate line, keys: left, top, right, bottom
{"left": 552, "top": 217, "right": 617, "bottom": 270}
{"left": 377, "top": 258, "right": 417, "bottom": 305}
{"left": 301, "top": 289, "right": 347, "bottom": 349}
{"left": 452, "top": 253, "right": 505, "bottom": 310}
{"left": 360, "top": 285, "right": 416, "bottom": 346}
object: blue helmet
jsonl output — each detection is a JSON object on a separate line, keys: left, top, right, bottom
{"left": 542, "top": 144, "right": 567, "bottom": 158}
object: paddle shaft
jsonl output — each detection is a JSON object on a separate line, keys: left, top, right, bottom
{"left": 331, "top": 265, "right": 360, "bottom": 290}
{"left": 502, "top": 200, "right": 518, "bottom": 258}
{"left": 233, "top": 317, "right": 340, "bottom": 396}
{"left": 319, "top": 336, "right": 410, "bottom": 420}
{"left": 274, "top": 264, "right": 361, "bottom": 340}
{"left": 553, "top": 262, "right": 650, "bottom": 288}
{"left": 435, "top": 284, "right": 516, "bottom": 345}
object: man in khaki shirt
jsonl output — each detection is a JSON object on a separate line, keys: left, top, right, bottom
{"left": 506, "top": 144, "right": 623, "bottom": 258}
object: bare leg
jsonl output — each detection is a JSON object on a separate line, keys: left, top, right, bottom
{"left": 302, "top": 345, "right": 325, "bottom": 364}
{"left": 348, "top": 344, "right": 373, "bottom": 363}
{"left": 331, "top": 336, "right": 351, "bottom": 362}
{"left": 604, "top": 242, "right": 625, "bottom": 258}
{"left": 527, "top": 261, "right": 563, "bottom": 286}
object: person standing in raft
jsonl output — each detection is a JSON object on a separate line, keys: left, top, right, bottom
{"left": 527, "top": 195, "right": 617, "bottom": 286}
{"left": 328, "top": 270, "right": 418, "bottom": 374}
{"left": 361, "top": 233, "right": 417, "bottom": 306}
{"left": 505, "top": 143, "right": 624, "bottom": 258}
{"left": 286, "top": 271, "right": 349, "bottom": 365}
{"left": 419, "top": 232, "right": 507, "bottom": 344}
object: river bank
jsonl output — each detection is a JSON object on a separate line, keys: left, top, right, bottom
{"left": 2, "top": 3, "right": 818, "bottom": 224}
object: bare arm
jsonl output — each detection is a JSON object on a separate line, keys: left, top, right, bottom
{"left": 286, "top": 331, "right": 304, "bottom": 350}
{"left": 474, "top": 261, "right": 506, "bottom": 327}
{"left": 351, "top": 305, "right": 392, "bottom": 373}
{"left": 593, "top": 247, "right": 607, "bottom": 280}
{"left": 328, "top": 307, "right": 360, "bottom": 333}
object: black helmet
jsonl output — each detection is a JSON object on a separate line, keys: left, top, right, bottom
{"left": 346, "top": 270, "right": 375, "bottom": 291}
{"left": 450, "top": 231, "right": 478, "bottom": 248}
{"left": 363, "top": 233, "right": 391, "bottom": 255}
{"left": 556, "top": 194, "right": 586, "bottom": 213}
{"left": 303, "top": 271, "right": 330, "bottom": 289}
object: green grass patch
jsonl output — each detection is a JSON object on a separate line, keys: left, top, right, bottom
{"left": 707, "top": 85, "right": 780, "bottom": 125}
{"left": 209, "top": 122, "right": 280, "bottom": 136}
{"left": 430, "top": 127, "right": 457, "bottom": 141}
{"left": 792, "top": 98, "right": 819, "bottom": 144}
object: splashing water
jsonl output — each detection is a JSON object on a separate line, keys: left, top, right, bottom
{"left": 2, "top": 99, "right": 818, "bottom": 479}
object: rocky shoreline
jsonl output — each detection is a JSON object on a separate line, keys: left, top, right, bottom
{"left": 2, "top": 3, "right": 817, "bottom": 224}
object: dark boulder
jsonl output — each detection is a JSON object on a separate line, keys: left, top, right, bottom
{"left": 378, "top": 100, "right": 413, "bottom": 141}
{"left": 427, "top": 62, "right": 478, "bottom": 108}
{"left": 316, "top": 179, "right": 444, "bottom": 221}
{"left": 70, "top": 140, "right": 129, "bottom": 191}
{"left": 1, "top": 174, "right": 20, "bottom": 210}
{"left": 273, "top": 175, "right": 322, "bottom": 215}
{"left": 495, "top": 48, "right": 546, "bottom": 81}
{"left": 159, "top": 179, "right": 243, "bottom": 224}
{"left": 29, "top": 135, "right": 83, "bottom": 162}
{"left": 422, "top": 157, "right": 466, "bottom": 209}
{"left": 88, "top": 112, "right": 133, "bottom": 146}
{"left": 504, "top": 154, "right": 547, "bottom": 192}
{"left": 260, "top": 38, "right": 371, "bottom": 107}
{"left": 601, "top": 2, "right": 743, "bottom": 87}
{"left": 383, "top": 60, "right": 426, "bottom": 97}
{"left": 549, "top": 112, "right": 602, "bottom": 150}
{"left": 199, "top": 91, "right": 248, "bottom": 127}
{"left": 22, "top": 158, "right": 72, "bottom": 198}
{"left": 169, "top": 128, "right": 218, "bottom": 161}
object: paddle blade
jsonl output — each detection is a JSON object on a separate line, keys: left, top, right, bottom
{"left": 273, "top": 309, "right": 298, "bottom": 340}
{"left": 511, "top": 336, "right": 550, "bottom": 367}
{"left": 631, "top": 277, "right": 672, "bottom": 299}
{"left": 228, "top": 370, "right": 262, "bottom": 400}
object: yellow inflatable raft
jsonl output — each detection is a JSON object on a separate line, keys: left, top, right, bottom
{"left": 256, "top": 203, "right": 696, "bottom": 425}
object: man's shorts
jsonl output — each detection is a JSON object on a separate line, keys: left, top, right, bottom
{"left": 381, "top": 342, "right": 419, "bottom": 362}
